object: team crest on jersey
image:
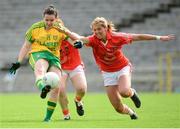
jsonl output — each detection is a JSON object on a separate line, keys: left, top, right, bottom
{"left": 53, "top": 35, "right": 58, "bottom": 40}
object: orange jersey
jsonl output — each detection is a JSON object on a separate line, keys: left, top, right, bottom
{"left": 86, "top": 32, "right": 132, "bottom": 72}
{"left": 60, "top": 40, "right": 82, "bottom": 70}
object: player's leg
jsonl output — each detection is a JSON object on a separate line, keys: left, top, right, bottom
{"left": 29, "top": 52, "right": 50, "bottom": 98}
{"left": 43, "top": 88, "right": 59, "bottom": 122}
{"left": 58, "top": 72, "right": 70, "bottom": 120}
{"left": 70, "top": 65, "right": 87, "bottom": 116}
{"left": 117, "top": 74, "right": 133, "bottom": 97}
{"left": 105, "top": 86, "right": 138, "bottom": 119}
{"left": 34, "top": 59, "right": 49, "bottom": 91}
{"left": 117, "top": 66, "right": 141, "bottom": 108}
{"left": 43, "top": 66, "right": 62, "bottom": 122}
{"left": 102, "top": 68, "right": 138, "bottom": 119}
{"left": 39, "top": 53, "right": 62, "bottom": 99}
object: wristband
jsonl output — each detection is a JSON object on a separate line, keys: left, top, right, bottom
{"left": 156, "top": 36, "right": 161, "bottom": 40}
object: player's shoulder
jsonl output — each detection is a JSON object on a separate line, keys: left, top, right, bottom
{"left": 87, "top": 34, "right": 97, "bottom": 44}
{"left": 87, "top": 34, "right": 97, "bottom": 41}
{"left": 29, "top": 21, "right": 45, "bottom": 30}
{"left": 111, "top": 32, "right": 130, "bottom": 38}
{"left": 112, "top": 32, "right": 125, "bottom": 36}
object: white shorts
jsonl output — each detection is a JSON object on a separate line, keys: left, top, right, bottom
{"left": 102, "top": 65, "right": 131, "bottom": 87}
{"left": 62, "top": 65, "right": 85, "bottom": 78}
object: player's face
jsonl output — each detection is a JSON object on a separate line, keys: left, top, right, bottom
{"left": 92, "top": 24, "right": 107, "bottom": 40}
{"left": 44, "top": 14, "right": 56, "bottom": 29}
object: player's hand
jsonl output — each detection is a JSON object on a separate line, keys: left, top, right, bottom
{"left": 9, "top": 62, "right": 20, "bottom": 74}
{"left": 160, "top": 34, "right": 175, "bottom": 41}
{"left": 74, "top": 40, "right": 84, "bottom": 49}
{"left": 53, "top": 22, "right": 69, "bottom": 33}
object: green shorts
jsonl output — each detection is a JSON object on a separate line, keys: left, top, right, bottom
{"left": 29, "top": 51, "right": 61, "bottom": 70}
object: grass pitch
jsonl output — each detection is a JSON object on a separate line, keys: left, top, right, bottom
{"left": 0, "top": 92, "right": 180, "bottom": 128}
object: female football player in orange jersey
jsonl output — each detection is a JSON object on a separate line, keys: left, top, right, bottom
{"left": 59, "top": 40, "right": 87, "bottom": 120}
{"left": 43, "top": 39, "right": 87, "bottom": 121}
{"left": 9, "top": 5, "right": 78, "bottom": 122}
{"left": 69, "top": 17, "right": 175, "bottom": 120}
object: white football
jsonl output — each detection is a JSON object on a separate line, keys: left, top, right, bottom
{"left": 43, "top": 72, "right": 60, "bottom": 88}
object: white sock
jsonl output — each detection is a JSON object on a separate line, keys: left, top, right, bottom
{"left": 128, "top": 108, "right": 134, "bottom": 115}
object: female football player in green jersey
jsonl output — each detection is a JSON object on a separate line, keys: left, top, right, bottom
{"left": 9, "top": 5, "right": 77, "bottom": 121}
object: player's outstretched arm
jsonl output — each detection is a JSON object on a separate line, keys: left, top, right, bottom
{"left": 65, "top": 32, "right": 89, "bottom": 49}
{"left": 53, "top": 22, "right": 79, "bottom": 40}
{"left": 131, "top": 34, "right": 175, "bottom": 42}
{"left": 9, "top": 40, "right": 31, "bottom": 74}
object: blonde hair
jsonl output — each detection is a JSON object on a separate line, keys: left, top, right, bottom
{"left": 91, "top": 17, "right": 116, "bottom": 32}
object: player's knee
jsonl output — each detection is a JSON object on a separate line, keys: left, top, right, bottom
{"left": 77, "top": 86, "right": 86, "bottom": 94}
{"left": 115, "top": 106, "right": 124, "bottom": 114}
{"left": 119, "top": 88, "right": 131, "bottom": 98}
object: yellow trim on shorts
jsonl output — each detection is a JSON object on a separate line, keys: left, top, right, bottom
{"left": 29, "top": 54, "right": 36, "bottom": 69}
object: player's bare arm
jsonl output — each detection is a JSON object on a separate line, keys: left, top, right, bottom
{"left": 131, "top": 34, "right": 175, "bottom": 42}
{"left": 17, "top": 40, "right": 31, "bottom": 63}
{"left": 80, "top": 37, "right": 89, "bottom": 44}
{"left": 65, "top": 32, "right": 89, "bottom": 49}
{"left": 66, "top": 32, "right": 84, "bottom": 45}
{"left": 9, "top": 40, "right": 31, "bottom": 74}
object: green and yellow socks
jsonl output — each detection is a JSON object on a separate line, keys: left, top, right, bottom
{"left": 44, "top": 101, "right": 57, "bottom": 122}
{"left": 35, "top": 78, "right": 44, "bottom": 91}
